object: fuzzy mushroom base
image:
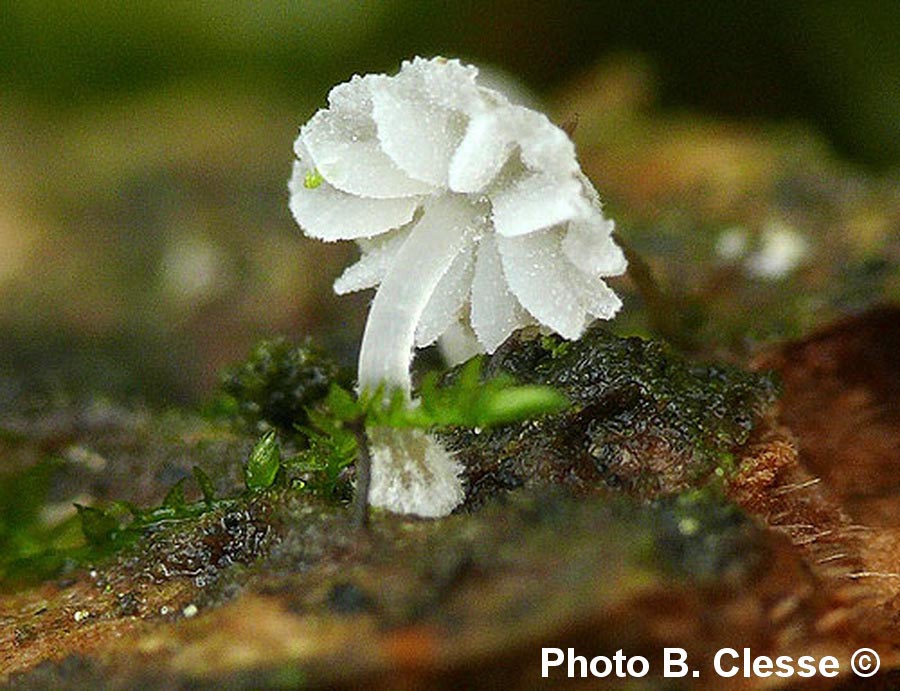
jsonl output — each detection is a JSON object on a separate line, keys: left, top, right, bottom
{"left": 367, "top": 427, "right": 464, "bottom": 517}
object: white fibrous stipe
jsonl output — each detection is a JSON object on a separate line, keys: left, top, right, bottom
{"left": 289, "top": 56, "right": 627, "bottom": 517}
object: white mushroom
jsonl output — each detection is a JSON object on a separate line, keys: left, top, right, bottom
{"left": 289, "top": 57, "right": 627, "bottom": 517}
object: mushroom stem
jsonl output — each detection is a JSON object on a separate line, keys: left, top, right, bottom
{"left": 350, "top": 420, "right": 371, "bottom": 528}
{"left": 356, "top": 196, "right": 475, "bottom": 516}
{"left": 616, "top": 235, "right": 694, "bottom": 351}
{"left": 357, "top": 195, "right": 475, "bottom": 395}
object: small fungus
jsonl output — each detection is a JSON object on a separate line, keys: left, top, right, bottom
{"left": 746, "top": 220, "right": 810, "bottom": 279}
{"left": 289, "top": 57, "right": 627, "bottom": 516}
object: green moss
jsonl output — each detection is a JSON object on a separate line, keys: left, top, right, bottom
{"left": 0, "top": 417, "right": 275, "bottom": 588}
{"left": 359, "top": 357, "right": 569, "bottom": 430}
{"left": 0, "top": 458, "right": 89, "bottom": 585}
{"left": 278, "top": 357, "right": 569, "bottom": 503}
{"left": 217, "top": 338, "right": 347, "bottom": 435}
{"left": 245, "top": 431, "right": 281, "bottom": 491}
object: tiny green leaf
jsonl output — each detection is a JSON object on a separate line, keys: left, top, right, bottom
{"left": 324, "top": 384, "right": 361, "bottom": 422}
{"left": 75, "top": 505, "right": 119, "bottom": 546}
{"left": 541, "top": 334, "right": 571, "bottom": 359}
{"left": 193, "top": 466, "right": 216, "bottom": 504}
{"left": 355, "top": 357, "right": 569, "bottom": 431}
{"left": 458, "top": 356, "right": 482, "bottom": 390}
{"left": 245, "top": 430, "right": 281, "bottom": 490}
{"left": 162, "top": 478, "right": 188, "bottom": 509}
{"left": 418, "top": 371, "right": 440, "bottom": 416}
{"left": 477, "top": 386, "right": 569, "bottom": 426}
{"left": 303, "top": 168, "right": 324, "bottom": 189}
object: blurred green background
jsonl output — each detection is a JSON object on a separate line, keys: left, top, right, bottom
{"left": 0, "top": 0, "right": 897, "bottom": 408}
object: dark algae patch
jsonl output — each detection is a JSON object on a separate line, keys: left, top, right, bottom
{"left": 450, "top": 326, "right": 779, "bottom": 505}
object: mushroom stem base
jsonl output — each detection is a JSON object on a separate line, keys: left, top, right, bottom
{"left": 367, "top": 427, "right": 464, "bottom": 517}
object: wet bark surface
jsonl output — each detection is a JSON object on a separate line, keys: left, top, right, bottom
{"left": 2, "top": 310, "right": 900, "bottom": 688}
